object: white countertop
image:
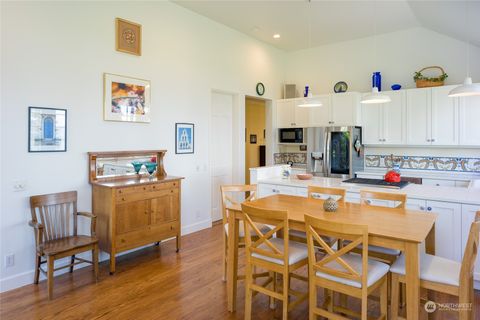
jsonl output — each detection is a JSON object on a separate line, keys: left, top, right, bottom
{"left": 356, "top": 169, "right": 480, "bottom": 181}
{"left": 258, "top": 176, "right": 480, "bottom": 205}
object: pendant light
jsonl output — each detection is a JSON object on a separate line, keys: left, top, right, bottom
{"left": 297, "top": 0, "right": 322, "bottom": 108}
{"left": 448, "top": 2, "right": 480, "bottom": 97}
{"left": 361, "top": 0, "right": 391, "bottom": 104}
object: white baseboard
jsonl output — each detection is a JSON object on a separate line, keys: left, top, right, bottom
{"left": 0, "top": 219, "right": 213, "bottom": 293}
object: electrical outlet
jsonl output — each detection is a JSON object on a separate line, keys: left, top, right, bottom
{"left": 5, "top": 254, "right": 14, "bottom": 268}
{"left": 12, "top": 180, "right": 27, "bottom": 192}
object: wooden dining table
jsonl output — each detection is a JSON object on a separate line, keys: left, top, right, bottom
{"left": 226, "top": 194, "right": 437, "bottom": 320}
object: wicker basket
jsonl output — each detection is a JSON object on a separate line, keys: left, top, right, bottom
{"left": 415, "top": 66, "right": 447, "bottom": 88}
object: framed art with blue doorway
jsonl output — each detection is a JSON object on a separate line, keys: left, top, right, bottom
{"left": 28, "top": 107, "right": 67, "bottom": 152}
{"left": 175, "top": 123, "right": 194, "bottom": 154}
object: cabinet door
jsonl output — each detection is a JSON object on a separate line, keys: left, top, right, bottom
{"left": 406, "top": 88, "right": 431, "bottom": 145}
{"left": 461, "top": 204, "right": 480, "bottom": 281}
{"left": 426, "top": 200, "right": 462, "bottom": 261}
{"left": 431, "top": 85, "right": 458, "bottom": 146}
{"left": 151, "top": 190, "right": 179, "bottom": 224}
{"left": 116, "top": 200, "right": 151, "bottom": 234}
{"left": 331, "top": 93, "right": 359, "bottom": 126}
{"left": 383, "top": 90, "right": 406, "bottom": 144}
{"left": 361, "top": 102, "right": 383, "bottom": 145}
{"left": 309, "top": 95, "right": 332, "bottom": 127}
{"left": 276, "top": 100, "right": 296, "bottom": 128}
{"left": 459, "top": 95, "right": 480, "bottom": 146}
{"left": 406, "top": 198, "right": 426, "bottom": 212}
{"left": 294, "top": 102, "right": 310, "bottom": 127}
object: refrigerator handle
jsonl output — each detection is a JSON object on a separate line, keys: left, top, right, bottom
{"left": 324, "top": 131, "right": 330, "bottom": 176}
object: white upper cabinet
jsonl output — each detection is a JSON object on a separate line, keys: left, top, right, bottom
{"left": 431, "top": 85, "right": 458, "bottom": 146}
{"left": 406, "top": 87, "right": 431, "bottom": 145}
{"left": 459, "top": 94, "right": 480, "bottom": 146}
{"left": 309, "top": 95, "right": 332, "bottom": 127}
{"left": 330, "top": 92, "right": 361, "bottom": 126}
{"left": 276, "top": 99, "right": 296, "bottom": 128}
{"left": 362, "top": 90, "right": 405, "bottom": 145}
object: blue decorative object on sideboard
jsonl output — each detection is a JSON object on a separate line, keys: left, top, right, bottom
{"left": 391, "top": 84, "right": 402, "bottom": 91}
{"left": 144, "top": 162, "right": 157, "bottom": 176}
{"left": 131, "top": 161, "right": 143, "bottom": 174}
{"left": 372, "top": 72, "right": 382, "bottom": 91}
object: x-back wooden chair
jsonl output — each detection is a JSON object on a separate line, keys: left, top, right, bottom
{"left": 305, "top": 214, "right": 389, "bottom": 320}
{"left": 242, "top": 203, "right": 308, "bottom": 320}
{"left": 29, "top": 191, "right": 99, "bottom": 299}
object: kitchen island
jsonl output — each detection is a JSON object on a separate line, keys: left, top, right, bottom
{"left": 254, "top": 173, "right": 480, "bottom": 287}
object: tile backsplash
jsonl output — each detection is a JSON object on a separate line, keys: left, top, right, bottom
{"left": 365, "top": 154, "right": 480, "bottom": 173}
{"left": 274, "top": 153, "right": 306, "bottom": 164}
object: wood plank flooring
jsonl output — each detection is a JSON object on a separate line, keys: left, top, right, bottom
{"left": 1, "top": 224, "right": 478, "bottom": 319}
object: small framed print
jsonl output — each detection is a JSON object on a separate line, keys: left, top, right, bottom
{"left": 28, "top": 107, "right": 67, "bottom": 152}
{"left": 115, "top": 18, "right": 141, "bottom": 56}
{"left": 175, "top": 123, "right": 194, "bottom": 154}
{"left": 250, "top": 134, "right": 257, "bottom": 144}
{"left": 104, "top": 73, "right": 151, "bottom": 123}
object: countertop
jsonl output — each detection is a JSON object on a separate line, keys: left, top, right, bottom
{"left": 258, "top": 176, "right": 480, "bottom": 205}
{"left": 356, "top": 169, "right": 480, "bottom": 181}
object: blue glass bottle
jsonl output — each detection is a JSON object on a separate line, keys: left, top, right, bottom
{"left": 372, "top": 72, "right": 382, "bottom": 91}
{"left": 304, "top": 85, "right": 309, "bottom": 97}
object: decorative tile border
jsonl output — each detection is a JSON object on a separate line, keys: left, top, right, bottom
{"left": 365, "top": 154, "right": 480, "bottom": 173}
{"left": 274, "top": 153, "right": 307, "bottom": 165}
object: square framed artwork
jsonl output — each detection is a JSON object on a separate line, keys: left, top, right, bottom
{"left": 28, "top": 107, "right": 67, "bottom": 152}
{"left": 175, "top": 123, "right": 194, "bottom": 154}
{"left": 104, "top": 73, "right": 151, "bottom": 123}
{"left": 115, "top": 18, "right": 142, "bottom": 56}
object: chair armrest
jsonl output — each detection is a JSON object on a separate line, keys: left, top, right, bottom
{"left": 77, "top": 212, "right": 97, "bottom": 237}
{"left": 28, "top": 220, "right": 44, "bottom": 229}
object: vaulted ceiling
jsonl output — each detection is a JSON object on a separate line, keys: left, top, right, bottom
{"left": 174, "top": 0, "right": 480, "bottom": 51}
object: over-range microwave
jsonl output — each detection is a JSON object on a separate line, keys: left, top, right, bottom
{"left": 279, "top": 128, "right": 304, "bottom": 144}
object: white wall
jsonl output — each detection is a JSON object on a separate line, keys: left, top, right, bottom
{"left": 0, "top": 1, "right": 285, "bottom": 291}
{"left": 285, "top": 27, "right": 480, "bottom": 95}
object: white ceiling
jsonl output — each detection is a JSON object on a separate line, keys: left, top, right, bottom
{"left": 174, "top": 0, "right": 480, "bottom": 51}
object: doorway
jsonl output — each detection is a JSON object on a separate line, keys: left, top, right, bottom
{"left": 245, "top": 97, "right": 267, "bottom": 184}
{"left": 210, "top": 91, "right": 235, "bottom": 222}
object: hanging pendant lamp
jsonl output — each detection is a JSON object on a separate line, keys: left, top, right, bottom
{"left": 297, "top": 0, "right": 322, "bottom": 108}
{"left": 448, "top": 2, "right": 480, "bottom": 97}
{"left": 360, "top": 0, "right": 390, "bottom": 104}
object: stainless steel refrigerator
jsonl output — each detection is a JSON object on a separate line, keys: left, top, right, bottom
{"left": 306, "top": 126, "right": 364, "bottom": 179}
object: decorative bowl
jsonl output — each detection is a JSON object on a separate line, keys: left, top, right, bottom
{"left": 144, "top": 162, "right": 157, "bottom": 176}
{"left": 296, "top": 173, "right": 313, "bottom": 180}
{"left": 323, "top": 197, "right": 338, "bottom": 212}
{"left": 131, "top": 161, "right": 143, "bottom": 174}
{"left": 391, "top": 84, "right": 402, "bottom": 90}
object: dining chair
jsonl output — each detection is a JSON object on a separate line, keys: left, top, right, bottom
{"left": 290, "top": 186, "right": 346, "bottom": 244}
{"left": 29, "top": 191, "right": 99, "bottom": 300}
{"left": 304, "top": 214, "right": 389, "bottom": 320}
{"left": 390, "top": 211, "right": 480, "bottom": 320}
{"left": 242, "top": 203, "right": 308, "bottom": 320}
{"left": 358, "top": 190, "right": 407, "bottom": 264}
{"left": 220, "top": 185, "right": 270, "bottom": 282}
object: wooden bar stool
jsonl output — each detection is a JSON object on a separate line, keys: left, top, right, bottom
{"left": 290, "top": 186, "right": 346, "bottom": 244}
{"left": 390, "top": 211, "right": 480, "bottom": 320}
{"left": 29, "top": 191, "right": 99, "bottom": 300}
{"left": 305, "top": 214, "right": 389, "bottom": 320}
{"left": 220, "top": 185, "right": 270, "bottom": 281}
{"left": 242, "top": 203, "right": 308, "bottom": 320}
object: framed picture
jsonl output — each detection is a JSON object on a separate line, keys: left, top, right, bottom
{"left": 104, "top": 73, "right": 151, "bottom": 123}
{"left": 28, "top": 107, "right": 67, "bottom": 152}
{"left": 115, "top": 18, "right": 141, "bottom": 56}
{"left": 250, "top": 134, "right": 257, "bottom": 144}
{"left": 175, "top": 123, "right": 194, "bottom": 154}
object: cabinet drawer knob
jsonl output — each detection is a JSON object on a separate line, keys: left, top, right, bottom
{"left": 420, "top": 206, "right": 425, "bottom": 210}
{"left": 122, "top": 197, "right": 125, "bottom": 201}
{"left": 427, "top": 207, "right": 432, "bottom": 211}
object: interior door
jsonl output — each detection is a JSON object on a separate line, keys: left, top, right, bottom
{"left": 211, "top": 92, "right": 234, "bottom": 222}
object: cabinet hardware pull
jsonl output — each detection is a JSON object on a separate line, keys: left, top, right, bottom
{"left": 431, "top": 139, "right": 435, "bottom": 142}
{"left": 420, "top": 206, "right": 425, "bottom": 210}
{"left": 366, "top": 200, "right": 372, "bottom": 204}
{"left": 427, "top": 207, "right": 432, "bottom": 211}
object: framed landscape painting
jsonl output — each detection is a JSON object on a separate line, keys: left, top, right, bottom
{"left": 28, "top": 107, "right": 67, "bottom": 152}
{"left": 104, "top": 73, "right": 151, "bottom": 123}
{"left": 175, "top": 123, "right": 194, "bottom": 154}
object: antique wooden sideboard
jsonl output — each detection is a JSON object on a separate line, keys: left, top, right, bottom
{"left": 88, "top": 150, "right": 183, "bottom": 274}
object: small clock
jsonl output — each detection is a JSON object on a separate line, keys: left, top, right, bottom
{"left": 334, "top": 81, "right": 348, "bottom": 93}
{"left": 256, "top": 82, "right": 265, "bottom": 96}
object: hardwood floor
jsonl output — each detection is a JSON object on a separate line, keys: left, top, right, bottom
{"left": 1, "top": 224, "right": 478, "bottom": 319}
